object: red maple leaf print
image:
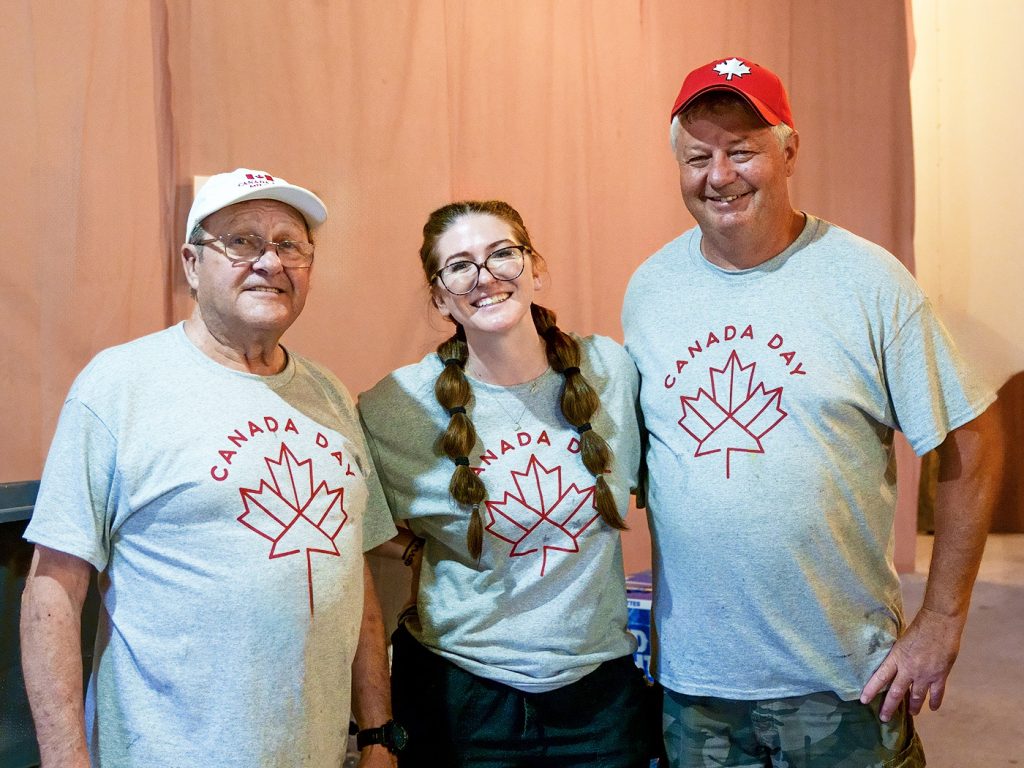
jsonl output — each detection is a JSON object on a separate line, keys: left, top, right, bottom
{"left": 484, "top": 454, "right": 598, "bottom": 576}
{"left": 237, "top": 443, "right": 348, "bottom": 614}
{"left": 678, "top": 350, "right": 787, "bottom": 478}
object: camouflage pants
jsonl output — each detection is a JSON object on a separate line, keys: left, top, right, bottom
{"left": 662, "top": 688, "right": 927, "bottom": 767}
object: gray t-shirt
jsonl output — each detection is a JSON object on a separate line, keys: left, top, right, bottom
{"left": 622, "top": 216, "right": 994, "bottom": 700}
{"left": 359, "top": 335, "right": 641, "bottom": 692}
{"left": 25, "top": 323, "right": 396, "bottom": 767}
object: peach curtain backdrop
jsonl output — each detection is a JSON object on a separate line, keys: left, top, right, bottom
{"left": 1, "top": 1, "right": 916, "bottom": 568}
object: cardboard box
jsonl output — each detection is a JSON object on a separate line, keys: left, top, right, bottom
{"left": 626, "top": 570, "right": 653, "bottom": 682}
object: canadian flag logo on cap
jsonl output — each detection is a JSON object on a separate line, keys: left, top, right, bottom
{"left": 713, "top": 58, "right": 752, "bottom": 81}
{"left": 241, "top": 172, "right": 275, "bottom": 188}
{"left": 671, "top": 55, "right": 795, "bottom": 129}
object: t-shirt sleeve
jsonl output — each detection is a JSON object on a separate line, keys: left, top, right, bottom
{"left": 583, "top": 334, "right": 645, "bottom": 504}
{"left": 332, "top": 388, "right": 397, "bottom": 553}
{"left": 357, "top": 406, "right": 403, "bottom": 526}
{"left": 24, "top": 398, "right": 116, "bottom": 571}
{"left": 351, "top": 409, "right": 398, "bottom": 552}
{"left": 359, "top": 451, "right": 398, "bottom": 553}
{"left": 883, "top": 299, "right": 996, "bottom": 455}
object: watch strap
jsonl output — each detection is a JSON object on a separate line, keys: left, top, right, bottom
{"left": 356, "top": 725, "right": 386, "bottom": 751}
{"left": 356, "top": 719, "right": 407, "bottom": 753}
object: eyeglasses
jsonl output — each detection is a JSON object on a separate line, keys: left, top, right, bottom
{"left": 194, "top": 233, "right": 315, "bottom": 269}
{"left": 433, "top": 245, "right": 529, "bottom": 295}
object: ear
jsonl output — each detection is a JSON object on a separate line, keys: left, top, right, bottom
{"left": 783, "top": 130, "right": 800, "bottom": 177}
{"left": 181, "top": 244, "right": 201, "bottom": 291}
{"left": 431, "top": 286, "right": 452, "bottom": 319}
{"left": 529, "top": 254, "right": 546, "bottom": 291}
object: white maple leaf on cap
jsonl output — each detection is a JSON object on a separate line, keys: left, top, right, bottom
{"left": 714, "top": 58, "right": 752, "bottom": 80}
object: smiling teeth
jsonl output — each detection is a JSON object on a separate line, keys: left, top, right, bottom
{"left": 475, "top": 294, "right": 509, "bottom": 308}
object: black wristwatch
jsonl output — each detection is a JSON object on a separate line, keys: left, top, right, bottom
{"left": 356, "top": 719, "right": 409, "bottom": 754}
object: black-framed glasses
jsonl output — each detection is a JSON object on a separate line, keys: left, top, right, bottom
{"left": 433, "top": 245, "right": 529, "bottom": 295}
{"left": 194, "top": 233, "right": 315, "bottom": 269}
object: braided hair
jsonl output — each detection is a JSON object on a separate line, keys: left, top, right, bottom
{"left": 421, "top": 201, "right": 627, "bottom": 559}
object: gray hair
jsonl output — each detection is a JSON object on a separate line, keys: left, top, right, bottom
{"left": 669, "top": 95, "right": 794, "bottom": 153}
{"left": 185, "top": 222, "right": 206, "bottom": 300}
{"left": 187, "top": 221, "right": 206, "bottom": 246}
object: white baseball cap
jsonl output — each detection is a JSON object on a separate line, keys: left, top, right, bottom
{"left": 185, "top": 168, "right": 328, "bottom": 240}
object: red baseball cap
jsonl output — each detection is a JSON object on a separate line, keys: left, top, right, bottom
{"left": 670, "top": 56, "right": 794, "bottom": 129}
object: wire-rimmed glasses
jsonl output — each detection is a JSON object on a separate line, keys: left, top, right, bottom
{"left": 194, "top": 233, "right": 315, "bottom": 269}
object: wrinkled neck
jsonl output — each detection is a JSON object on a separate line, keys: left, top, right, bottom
{"left": 183, "top": 312, "right": 287, "bottom": 375}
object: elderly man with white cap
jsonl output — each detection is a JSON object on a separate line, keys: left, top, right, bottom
{"left": 21, "top": 169, "right": 401, "bottom": 767}
{"left": 622, "top": 59, "right": 1003, "bottom": 766}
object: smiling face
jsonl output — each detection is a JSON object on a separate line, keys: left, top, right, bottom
{"left": 674, "top": 99, "right": 799, "bottom": 261}
{"left": 181, "top": 199, "right": 313, "bottom": 347}
{"left": 429, "top": 212, "right": 542, "bottom": 342}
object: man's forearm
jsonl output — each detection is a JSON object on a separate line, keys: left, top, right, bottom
{"left": 20, "top": 547, "right": 92, "bottom": 767}
{"left": 350, "top": 558, "right": 392, "bottom": 729}
{"left": 923, "top": 404, "right": 1003, "bottom": 620}
{"left": 861, "top": 404, "right": 1005, "bottom": 717}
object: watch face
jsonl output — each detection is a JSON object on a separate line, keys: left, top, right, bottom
{"left": 385, "top": 721, "right": 409, "bottom": 751}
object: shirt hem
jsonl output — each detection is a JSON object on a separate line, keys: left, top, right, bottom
{"left": 657, "top": 676, "right": 865, "bottom": 702}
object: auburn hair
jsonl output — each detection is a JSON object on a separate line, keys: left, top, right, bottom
{"left": 421, "top": 201, "right": 626, "bottom": 559}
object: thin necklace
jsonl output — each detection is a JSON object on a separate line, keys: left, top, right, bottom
{"left": 475, "top": 376, "right": 546, "bottom": 431}
{"left": 490, "top": 396, "right": 530, "bottom": 430}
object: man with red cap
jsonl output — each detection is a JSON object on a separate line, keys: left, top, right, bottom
{"left": 622, "top": 58, "right": 1002, "bottom": 766}
{"left": 20, "top": 169, "right": 402, "bottom": 767}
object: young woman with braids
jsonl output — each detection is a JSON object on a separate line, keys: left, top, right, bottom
{"left": 359, "top": 201, "right": 653, "bottom": 767}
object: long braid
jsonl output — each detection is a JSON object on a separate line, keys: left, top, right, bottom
{"left": 531, "top": 303, "right": 627, "bottom": 531}
{"left": 421, "top": 199, "right": 626, "bottom": 561}
{"left": 434, "top": 325, "right": 487, "bottom": 558}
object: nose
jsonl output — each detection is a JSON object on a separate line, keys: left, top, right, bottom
{"left": 476, "top": 262, "right": 498, "bottom": 286}
{"left": 251, "top": 245, "right": 284, "bottom": 274}
{"left": 707, "top": 152, "right": 737, "bottom": 188}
